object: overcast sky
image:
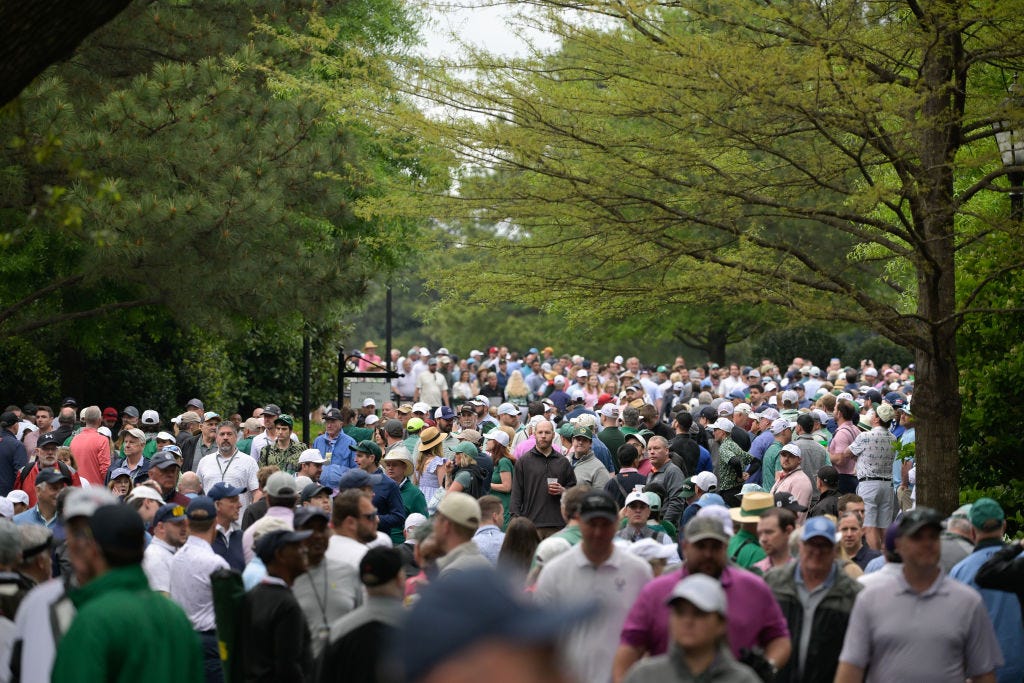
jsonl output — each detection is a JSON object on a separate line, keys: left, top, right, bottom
{"left": 416, "top": 2, "right": 560, "bottom": 58}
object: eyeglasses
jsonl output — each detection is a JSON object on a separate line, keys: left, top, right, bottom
{"left": 361, "top": 511, "right": 378, "bottom": 521}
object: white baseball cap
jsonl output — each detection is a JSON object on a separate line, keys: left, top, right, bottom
{"left": 625, "top": 491, "right": 651, "bottom": 507}
{"left": 497, "top": 403, "right": 520, "bottom": 417}
{"left": 365, "top": 415, "right": 380, "bottom": 426}
{"left": 600, "top": 404, "right": 620, "bottom": 418}
{"left": 5, "top": 491, "right": 29, "bottom": 506}
{"left": 298, "top": 449, "right": 326, "bottom": 464}
{"left": 716, "top": 403, "right": 734, "bottom": 416}
{"left": 770, "top": 418, "right": 796, "bottom": 435}
{"left": 576, "top": 369, "right": 588, "bottom": 378}
{"left": 691, "top": 471, "right": 717, "bottom": 492}
{"left": 141, "top": 410, "right": 160, "bottom": 425}
{"left": 711, "top": 418, "right": 734, "bottom": 433}
{"left": 411, "top": 402, "right": 431, "bottom": 415}
{"left": 362, "top": 398, "right": 376, "bottom": 408}
{"left": 483, "top": 430, "right": 510, "bottom": 447}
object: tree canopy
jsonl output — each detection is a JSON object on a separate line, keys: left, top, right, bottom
{"left": 369, "top": 0, "right": 1024, "bottom": 512}
{"left": 0, "top": 0, "right": 446, "bottom": 412}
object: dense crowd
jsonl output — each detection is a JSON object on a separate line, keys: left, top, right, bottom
{"left": 0, "top": 343, "right": 1020, "bottom": 682}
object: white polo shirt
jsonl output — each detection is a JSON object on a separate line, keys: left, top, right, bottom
{"left": 195, "top": 449, "right": 259, "bottom": 513}
{"left": 534, "top": 543, "right": 653, "bottom": 683}
{"left": 169, "top": 535, "right": 229, "bottom": 632}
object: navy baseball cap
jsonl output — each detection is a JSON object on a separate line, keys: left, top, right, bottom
{"left": 338, "top": 469, "right": 373, "bottom": 491}
{"left": 36, "top": 468, "right": 72, "bottom": 486}
{"left": 300, "top": 482, "right": 331, "bottom": 503}
{"left": 36, "top": 433, "right": 61, "bottom": 448}
{"left": 152, "top": 503, "right": 187, "bottom": 526}
{"left": 207, "top": 482, "right": 246, "bottom": 501}
{"left": 434, "top": 406, "right": 455, "bottom": 421}
{"left": 294, "top": 506, "right": 330, "bottom": 528}
{"left": 185, "top": 496, "right": 216, "bottom": 522}
{"left": 254, "top": 529, "right": 312, "bottom": 563}
{"left": 401, "top": 568, "right": 596, "bottom": 681}
{"left": 108, "top": 467, "right": 132, "bottom": 481}
{"left": 883, "top": 391, "right": 905, "bottom": 409}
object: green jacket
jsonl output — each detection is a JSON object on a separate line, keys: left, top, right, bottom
{"left": 727, "top": 527, "right": 766, "bottom": 571}
{"left": 52, "top": 565, "right": 203, "bottom": 683}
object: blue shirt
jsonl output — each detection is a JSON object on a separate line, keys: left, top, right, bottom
{"left": 472, "top": 525, "right": 505, "bottom": 565}
{"left": 950, "top": 541, "right": 1024, "bottom": 683}
{"left": 313, "top": 432, "right": 357, "bottom": 471}
{"left": 242, "top": 558, "right": 267, "bottom": 591}
{"left": 14, "top": 506, "right": 58, "bottom": 528}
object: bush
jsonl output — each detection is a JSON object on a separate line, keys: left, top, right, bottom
{"left": 752, "top": 325, "right": 845, "bottom": 368}
{"left": 846, "top": 335, "right": 914, "bottom": 369}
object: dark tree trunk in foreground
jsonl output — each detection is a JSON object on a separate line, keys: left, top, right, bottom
{"left": 0, "top": 0, "right": 132, "bottom": 106}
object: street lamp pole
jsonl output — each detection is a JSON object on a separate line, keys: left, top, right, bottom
{"left": 993, "top": 75, "right": 1024, "bottom": 220}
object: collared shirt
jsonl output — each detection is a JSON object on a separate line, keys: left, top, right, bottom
{"left": 169, "top": 535, "right": 230, "bottom": 631}
{"left": 620, "top": 564, "right": 790, "bottom": 659}
{"left": 195, "top": 450, "right": 259, "bottom": 512}
{"left": 535, "top": 544, "right": 653, "bottom": 683}
{"left": 471, "top": 525, "right": 505, "bottom": 565}
{"left": 324, "top": 534, "right": 369, "bottom": 570}
{"left": 857, "top": 561, "right": 902, "bottom": 588}
{"left": 313, "top": 431, "right": 356, "bottom": 471}
{"left": 13, "top": 506, "right": 58, "bottom": 529}
{"left": 437, "top": 541, "right": 491, "bottom": 576}
{"left": 794, "top": 562, "right": 837, "bottom": 678}
{"left": 142, "top": 537, "right": 177, "bottom": 592}
{"left": 242, "top": 505, "right": 295, "bottom": 563}
{"left": 770, "top": 468, "right": 813, "bottom": 522}
{"left": 839, "top": 569, "right": 1004, "bottom": 682}
{"left": 849, "top": 427, "right": 895, "bottom": 480}
{"left": 293, "top": 558, "right": 363, "bottom": 658}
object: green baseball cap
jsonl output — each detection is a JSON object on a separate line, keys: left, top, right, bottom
{"left": 556, "top": 424, "right": 575, "bottom": 439}
{"left": 351, "top": 440, "right": 382, "bottom": 460}
{"left": 274, "top": 414, "right": 294, "bottom": 427}
{"left": 968, "top": 497, "right": 1004, "bottom": 530}
{"left": 571, "top": 425, "right": 593, "bottom": 440}
{"left": 453, "top": 441, "right": 479, "bottom": 459}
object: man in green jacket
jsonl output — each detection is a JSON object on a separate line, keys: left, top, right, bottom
{"left": 52, "top": 504, "right": 203, "bottom": 683}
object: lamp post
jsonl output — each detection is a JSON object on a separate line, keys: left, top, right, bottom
{"left": 993, "top": 75, "right": 1024, "bottom": 220}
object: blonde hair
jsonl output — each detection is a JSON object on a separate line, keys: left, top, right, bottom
{"left": 505, "top": 371, "right": 529, "bottom": 399}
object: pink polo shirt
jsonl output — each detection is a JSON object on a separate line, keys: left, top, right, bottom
{"left": 69, "top": 428, "right": 111, "bottom": 485}
{"left": 828, "top": 421, "right": 860, "bottom": 475}
{"left": 770, "top": 468, "right": 813, "bottom": 523}
{"left": 619, "top": 564, "right": 790, "bottom": 658}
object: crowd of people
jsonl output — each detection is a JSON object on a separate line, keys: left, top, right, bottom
{"left": 0, "top": 343, "right": 1020, "bottom": 682}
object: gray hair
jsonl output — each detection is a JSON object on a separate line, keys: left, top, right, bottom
{"left": 621, "top": 406, "right": 640, "bottom": 428}
{"left": 0, "top": 520, "right": 23, "bottom": 567}
{"left": 648, "top": 435, "right": 669, "bottom": 449}
{"left": 80, "top": 405, "right": 102, "bottom": 426}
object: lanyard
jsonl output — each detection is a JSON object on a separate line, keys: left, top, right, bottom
{"left": 215, "top": 451, "right": 238, "bottom": 482}
{"left": 308, "top": 562, "right": 330, "bottom": 632}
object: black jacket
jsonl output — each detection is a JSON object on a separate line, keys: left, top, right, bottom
{"left": 807, "top": 488, "right": 839, "bottom": 519}
{"left": 510, "top": 447, "right": 576, "bottom": 529}
{"left": 239, "top": 582, "right": 312, "bottom": 683}
{"left": 764, "top": 563, "right": 861, "bottom": 683}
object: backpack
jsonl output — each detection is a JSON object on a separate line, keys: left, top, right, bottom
{"left": 458, "top": 464, "right": 486, "bottom": 499}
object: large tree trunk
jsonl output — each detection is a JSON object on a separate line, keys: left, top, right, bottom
{"left": 912, "top": 345, "right": 961, "bottom": 514}
{"left": 908, "top": 7, "right": 962, "bottom": 516}
{"left": 0, "top": 0, "right": 132, "bottom": 107}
